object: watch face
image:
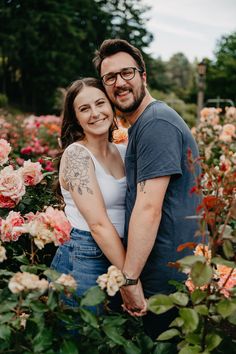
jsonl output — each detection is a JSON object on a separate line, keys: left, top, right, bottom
{"left": 124, "top": 277, "right": 138, "bottom": 286}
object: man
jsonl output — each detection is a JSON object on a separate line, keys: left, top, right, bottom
{"left": 93, "top": 39, "right": 201, "bottom": 339}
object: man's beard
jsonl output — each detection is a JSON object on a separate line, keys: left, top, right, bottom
{"left": 114, "top": 82, "right": 146, "bottom": 113}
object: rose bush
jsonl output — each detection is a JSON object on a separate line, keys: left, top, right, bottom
{"left": 0, "top": 107, "right": 235, "bottom": 353}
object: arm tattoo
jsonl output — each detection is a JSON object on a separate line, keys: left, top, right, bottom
{"left": 139, "top": 181, "right": 146, "bottom": 193}
{"left": 63, "top": 145, "right": 93, "bottom": 195}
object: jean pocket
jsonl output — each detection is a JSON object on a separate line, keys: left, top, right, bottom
{"left": 73, "top": 244, "right": 103, "bottom": 259}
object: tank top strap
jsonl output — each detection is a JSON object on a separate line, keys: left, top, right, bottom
{"left": 70, "top": 142, "right": 102, "bottom": 171}
{"left": 113, "top": 143, "right": 126, "bottom": 163}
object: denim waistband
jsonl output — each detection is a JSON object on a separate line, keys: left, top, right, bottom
{"left": 70, "top": 227, "right": 92, "bottom": 238}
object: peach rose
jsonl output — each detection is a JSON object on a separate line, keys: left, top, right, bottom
{"left": 8, "top": 271, "right": 49, "bottom": 294}
{"left": 225, "top": 106, "right": 236, "bottom": 120}
{"left": 20, "top": 160, "right": 43, "bottom": 186}
{"left": 0, "top": 139, "right": 11, "bottom": 165}
{"left": 97, "top": 265, "right": 125, "bottom": 296}
{"left": 219, "top": 124, "right": 235, "bottom": 142}
{"left": 200, "top": 108, "right": 220, "bottom": 125}
{"left": 0, "top": 211, "right": 25, "bottom": 242}
{"left": 54, "top": 274, "right": 77, "bottom": 290}
{"left": 0, "top": 166, "right": 25, "bottom": 207}
{"left": 24, "top": 207, "right": 71, "bottom": 249}
{"left": 113, "top": 127, "right": 128, "bottom": 144}
{"left": 0, "top": 244, "right": 7, "bottom": 262}
{"left": 41, "top": 206, "right": 71, "bottom": 245}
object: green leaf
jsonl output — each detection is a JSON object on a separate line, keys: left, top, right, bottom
{"left": 60, "top": 340, "right": 79, "bottom": 354}
{"left": 157, "top": 328, "right": 181, "bottom": 341}
{"left": 30, "top": 301, "right": 48, "bottom": 312}
{"left": 102, "top": 315, "right": 127, "bottom": 327}
{"left": 170, "top": 292, "right": 189, "bottom": 306}
{"left": 0, "top": 301, "right": 18, "bottom": 313}
{"left": 185, "top": 333, "right": 201, "bottom": 345}
{"left": 32, "top": 328, "right": 53, "bottom": 352}
{"left": 46, "top": 291, "right": 57, "bottom": 311}
{"left": 0, "top": 325, "right": 11, "bottom": 340}
{"left": 179, "top": 308, "right": 199, "bottom": 333}
{"left": 123, "top": 340, "right": 142, "bottom": 354}
{"left": 168, "top": 280, "right": 186, "bottom": 292}
{"left": 179, "top": 345, "right": 202, "bottom": 354}
{"left": 80, "top": 308, "right": 99, "bottom": 328}
{"left": 191, "top": 289, "right": 207, "bottom": 304}
{"left": 211, "top": 257, "right": 235, "bottom": 268}
{"left": 216, "top": 299, "right": 236, "bottom": 318}
{"left": 102, "top": 324, "right": 126, "bottom": 345}
{"left": 190, "top": 262, "right": 213, "bottom": 287}
{"left": 0, "top": 313, "right": 14, "bottom": 323}
{"left": 44, "top": 268, "right": 61, "bottom": 281}
{"left": 14, "top": 254, "right": 30, "bottom": 265}
{"left": 148, "top": 294, "right": 174, "bottom": 314}
{"left": 153, "top": 342, "right": 178, "bottom": 354}
{"left": 194, "top": 305, "right": 209, "bottom": 316}
{"left": 20, "top": 265, "right": 38, "bottom": 274}
{"left": 80, "top": 286, "right": 106, "bottom": 307}
{"left": 0, "top": 270, "right": 14, "bottom": 277}
{"left": 169, "top": 316, "right": 184, "bottom": 328}
{"left": 228, "top": 310, "right": 236, "bottom": 325}
{"left": 205, "top": 333, "right": 222, "bottom": 351}
{"left": 223, "top": 240, "right": 235, "bottom": 259}
{"left": 178, "top": 255, "right": 206, "bottom": 267}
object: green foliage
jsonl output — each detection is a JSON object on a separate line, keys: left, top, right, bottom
{"left": 205, "top": 32, "right": 236, "bottom": 103}
{"left": 0, "top": 93, "right": 8, "bottom": 107}
{"left": 0, "top": 0, "right": 153, "bottom": 113}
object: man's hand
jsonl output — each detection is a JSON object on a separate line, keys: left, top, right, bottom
{"left": 120, "top": 280, "right": 147, "bottom": 317}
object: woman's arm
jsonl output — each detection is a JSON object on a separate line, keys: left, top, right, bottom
{"left": 60, "top": 144, "right": 125, "bottom": 269}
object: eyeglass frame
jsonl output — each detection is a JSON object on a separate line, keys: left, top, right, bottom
{"left": 101, "top": 66, "right": 144, "bottom": 86}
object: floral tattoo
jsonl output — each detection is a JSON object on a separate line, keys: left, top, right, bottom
{"left": 63, "top": 145, "right": 93, "bottom": 195}
{"left": 139, "top": 181, "right": 146, "bottom": 193}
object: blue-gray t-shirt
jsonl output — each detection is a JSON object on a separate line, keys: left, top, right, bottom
{"left": 124, "top": 101, "right": 201, "bottom": 297}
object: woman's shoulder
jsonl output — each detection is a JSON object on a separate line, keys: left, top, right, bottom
{"left": 62, "top": 142, "right": 92, "bottom": 161}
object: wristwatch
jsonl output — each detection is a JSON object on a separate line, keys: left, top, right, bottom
{"left": 123, "top": 273, "right": 139, "bottom": 286}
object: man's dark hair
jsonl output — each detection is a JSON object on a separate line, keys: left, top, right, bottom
{"left": 93, "top": 39, "right": 146, "bottom": 75}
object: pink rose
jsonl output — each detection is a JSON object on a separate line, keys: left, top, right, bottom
{"left": 42, "top": 206, "right": 71, "bottom": 245}
{"left": 222, "top": 123, "right": 235, "bottom": 136}
{"left": 20, "top": 160, "right": 43, "bottom": 186}
{"left": 0, "top": 139, "right": 11, "bottom": 165}
{"left": 219, "top": 124, "right": 235, "bottom": 142}
{"left": 0, "top": 166, "right": 26, "bottom": 208}
{"left": 0, "top": 211, "right": 24, "bottom": 242}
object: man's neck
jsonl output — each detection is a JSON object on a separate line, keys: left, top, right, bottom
{"left": 123, "top": 92, "right": 155, "bottom": 126}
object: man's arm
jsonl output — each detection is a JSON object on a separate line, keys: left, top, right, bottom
{"left": 121, "top": 176, "right": 170, "bottom": 312}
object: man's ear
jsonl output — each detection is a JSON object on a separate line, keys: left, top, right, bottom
{"left": 142, "top": 71, "right": 147, "bottom": 87}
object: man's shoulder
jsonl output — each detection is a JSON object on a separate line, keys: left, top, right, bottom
{"left": 140, "top": 100, "right": 191, "bottom": 134}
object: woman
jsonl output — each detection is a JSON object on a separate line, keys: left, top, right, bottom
{"left": 51, "top": 78, "right": 126, "bottom": 312}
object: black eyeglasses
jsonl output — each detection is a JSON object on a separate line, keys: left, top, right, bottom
{"left": 101, "top": 67, "right": 143, "bottom": 86}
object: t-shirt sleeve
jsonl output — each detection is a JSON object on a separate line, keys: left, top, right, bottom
{"left": 136, "top": 119, "right": 183, "bottom": 183}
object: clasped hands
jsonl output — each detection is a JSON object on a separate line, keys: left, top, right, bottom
{"left": 120, "top": 280, "right": 147, "bottom": 317}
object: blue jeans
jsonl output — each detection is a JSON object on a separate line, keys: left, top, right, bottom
{"left": 51, "top": 227, "right": 111, "bottom": 313}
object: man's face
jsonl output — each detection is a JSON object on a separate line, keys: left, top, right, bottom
{"left": 100, "top": 52, "right": 146, "bottom": 113}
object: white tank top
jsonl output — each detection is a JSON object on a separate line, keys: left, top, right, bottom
{"left": 61, "top": 143, "right": 126, "bottom": 238}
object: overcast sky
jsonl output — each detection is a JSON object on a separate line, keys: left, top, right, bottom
{"left": 143, "top": 0, "right": 236, "bottom": 62}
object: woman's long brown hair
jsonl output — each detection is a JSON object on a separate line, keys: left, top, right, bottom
{"left": 54, "top": 77, "right": 117, "bottom": 200}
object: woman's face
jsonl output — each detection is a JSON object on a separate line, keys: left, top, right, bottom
{"left": 73, "top": 86, "right": 114, "bottom": 138}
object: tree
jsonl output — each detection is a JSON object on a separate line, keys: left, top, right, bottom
{"left": 205, "top": 31, "right": 236, "bottom": 103}
{"left": 0, "top": 0, "right": 154, "bottom": 113}
{"left": 97, "top": 0, "right": 153, "bottom": 49}
{"left": 166, "top": 52, "right": 194, "bottom": 100}
{"left": 147, "top": 56, "right": 171, "bottom": 93}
